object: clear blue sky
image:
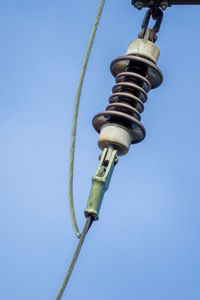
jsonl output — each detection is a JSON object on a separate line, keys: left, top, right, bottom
{"left": 1, "top": 1, "right": 200, "bottom": 299}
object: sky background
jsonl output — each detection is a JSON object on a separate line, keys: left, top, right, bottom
{"left": 1, "top": 1, "right": 200, "bottom": 299}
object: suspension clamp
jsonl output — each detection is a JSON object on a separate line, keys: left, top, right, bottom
{"left": 85, "top": 147, "right": 118, "bottom": 221}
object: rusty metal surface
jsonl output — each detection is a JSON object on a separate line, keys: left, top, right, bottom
{"left": 138, "top": 8, "right": 163, "bottom": 42}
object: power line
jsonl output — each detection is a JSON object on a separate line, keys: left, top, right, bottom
{"left": 68, "top": 0, "right": 105, "bottom": 239}
{"left": 56, "top": 217, "right": 93, "bottom": 300}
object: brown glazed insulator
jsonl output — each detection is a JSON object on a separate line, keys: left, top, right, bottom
{"left": 93, "top": 54, "right": 163, "bottom": 154}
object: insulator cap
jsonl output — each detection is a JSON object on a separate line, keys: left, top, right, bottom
{"left": 98, "top": 123, "right": 132, "bottom": 156}
{"left": 126, "top": 38, "right": 160, "bottom": 64}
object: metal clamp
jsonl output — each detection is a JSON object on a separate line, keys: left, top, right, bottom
{"left": 85, "top": 147, "right": 118, "bottom": 221}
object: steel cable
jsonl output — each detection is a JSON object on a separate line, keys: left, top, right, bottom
{"left": 56, "top": 3, "right": 105, "bottom": 297}
{"left": 68, "top": 0, "right": 105, "bottom": 239}
{"left": 56, "top": 217, "right": 93, "bottom": 300}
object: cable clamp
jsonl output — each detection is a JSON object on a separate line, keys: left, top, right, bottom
{"left": 85, "top": 147, "right": 118, "bottom": 220}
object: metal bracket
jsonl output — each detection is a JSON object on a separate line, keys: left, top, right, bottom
{"left": 132, "top": 0, "right": 200, "bottom": 10}
{"left": 85, "top": 147, "right": 118, "bottom": 221}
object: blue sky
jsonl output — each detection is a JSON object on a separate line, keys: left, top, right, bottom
{"left": 1, "top": 1, "right": 200, "bottom": 299}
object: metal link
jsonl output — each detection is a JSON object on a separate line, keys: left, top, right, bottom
{"left": 85, "top": 147, "right": 118, "bottom": 221}
{"left": 138, "top": 8, "right": 163, "bottom": 42}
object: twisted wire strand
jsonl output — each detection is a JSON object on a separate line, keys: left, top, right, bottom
{"left": 68, "top": 0, "right": 105, "bottom": 239}
{"left": 56, "top": 217, "right": 93, "bottom": 300}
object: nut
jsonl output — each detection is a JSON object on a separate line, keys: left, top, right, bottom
{"left": 135, "top": 1, "right": 144, "bottom": 10}
{"left": 160, "top": 0, "right": 168, "bottom": 10}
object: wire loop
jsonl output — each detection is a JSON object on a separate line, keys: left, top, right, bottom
{"left": 68, "top": 0, "right": 105, "bottom": 239}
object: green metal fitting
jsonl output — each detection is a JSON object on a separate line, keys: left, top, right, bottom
{"left": 84, "top": 147, "right": 118, "bottom": 221}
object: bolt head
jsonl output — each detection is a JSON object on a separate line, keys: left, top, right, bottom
{"left": 161, "top": 4, "right": 167, "bottom": 10}
{"left": 160, "top": 1, "right": 168, "bottom": 10}
{"left": 135, "top": 1, "right": 143, "bottom": 10}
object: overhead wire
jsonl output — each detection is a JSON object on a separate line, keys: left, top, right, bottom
{"left": 55, "top": 1, "right": 106, "bottom": 299}
{"left": 68, "top": 0, "right": 105, "bottom": 239}
{"left": 56, "top": 217, "right": 93, "bottom": 300}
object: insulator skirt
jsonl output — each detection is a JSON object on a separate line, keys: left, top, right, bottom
{"left": 93, "top": 55, "right": 163, "bottom": 144}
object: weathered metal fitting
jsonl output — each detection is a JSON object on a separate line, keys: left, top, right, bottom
{"left": 160, "top": 0, "right": 168, "bottom": 10}
{"left": 85, "top": 148, "right": 117, "bottom": 220}
{"left": 126, "top": 38, "right": 160, "bottom": 64}
{"left": 135, "top": 0, "right": 144, "bottom": 9}
{"left": 98, "top": 123, "right": 132, "bottom": 156}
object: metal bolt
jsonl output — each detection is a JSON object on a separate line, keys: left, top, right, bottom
{"left": 135, "top": 1, "right": 144, "bottom": 10}
{"left": 160, "top": 1, "right": 168, "bottom": 10}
